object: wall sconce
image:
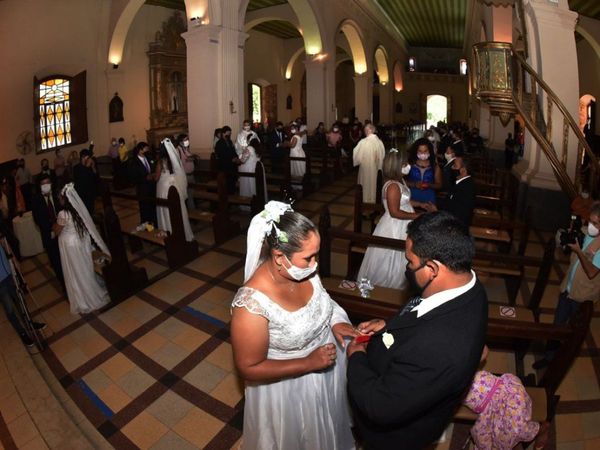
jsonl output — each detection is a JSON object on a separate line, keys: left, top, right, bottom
{"left": 229, "top": 101, "right": 237, "bottom": 114}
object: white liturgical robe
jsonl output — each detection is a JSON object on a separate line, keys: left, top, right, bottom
{"left": 353, "top": 134, "right": 385, "bottom": 203}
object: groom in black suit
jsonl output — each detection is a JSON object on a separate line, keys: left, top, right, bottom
{"left": 346, "top": 212, "right": 487, "bottom": 450}
{"left": 441, "top": 156, "right": 476, "bottom": 227}
{"left": 128, "top": 142, "right": 157, "bottom": 226}
{"left": 31, "top": 174, "right": 65, "bottom": 290}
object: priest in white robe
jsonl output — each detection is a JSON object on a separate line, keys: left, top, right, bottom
{"left": 353, "top": 124, "right": 385, "bottom": 203}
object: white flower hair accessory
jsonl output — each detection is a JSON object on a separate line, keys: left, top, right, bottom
{"left": 244, "top": 201, "right": 294, "bottom": 282}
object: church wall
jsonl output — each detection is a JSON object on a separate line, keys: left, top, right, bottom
{"left": 107, "top": 5, "right": 176, "bottom": 149}
{"left": 243, "top": 30, "right": 302, "bottom": 125}
{"left": 577, "top": 37, "right": 600, "bottom": 132}
{"left": 0, "top": 0, "right": 174, "bottom": 168}
{"left": 0, "top": 0, "right": 106, "bottom": 167}
{"left": 393, "top": 73, "right": 469, "bottom": 124}
{"left": 335, "top": 62, "right": 355, "bottom": 122}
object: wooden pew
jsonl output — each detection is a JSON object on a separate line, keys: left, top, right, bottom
{"left": 102, "top": 185, "right": 200, "bottom": 268}
{"left": 283, "top": 153, "right": 313, "bottom": 194}
{"left": 328, "top": 203, "right": 552, "bottom": 308}
{"left": 96, "top": 205, "right": 149, "bottom": 303}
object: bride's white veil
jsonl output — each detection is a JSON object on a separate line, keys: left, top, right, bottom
{"left": 162, "top": 138, "right": 188, "bottom": 200}
{"left": 244, "top": 201, "right": 293, "bottom": 283}
{"left": 61, "top": 183, "right": 111, "bottom": 257}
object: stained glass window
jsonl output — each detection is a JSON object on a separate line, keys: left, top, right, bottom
{"left": 38, "top": 78, "right": 71, "bottom": 150}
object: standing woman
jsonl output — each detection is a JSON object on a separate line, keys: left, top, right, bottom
{"left": 238, "top": 137, "right": 265, "bottom": 201}
{"left": 406, "top": 137, "right": 442, "bottom": 205}
{"left": 231, "top": 201, "right": 357, "bottom": 449}
{"left": 357, "top": 150, "right": 436, "bottom": 289}
{"left": 288, "top": 124, "right": 306, "bottom": 180}
{"left": 155, "top": 138, "right": 194, "bottom": 242}
{"left": 54, "top": 183, "right": 110, "bottom": 314}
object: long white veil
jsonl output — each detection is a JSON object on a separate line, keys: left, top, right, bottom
{"left": 162, "top": 138, "right": 188, "bottom": 200}
{"left": 244, "top": 201, "right": 293, "bottom": 283}
{"left": 61, "top": 183, "right": 111, "bottom": 257}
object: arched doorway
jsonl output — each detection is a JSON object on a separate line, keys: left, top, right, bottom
{"left": 426, "top": 95, "right": 448, "bottom": 128}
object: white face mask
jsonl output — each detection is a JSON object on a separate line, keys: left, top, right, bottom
{"left": 445, "top": 153, "right": 454, "bottom": 162}
{"left": 243, "top": 126, "right": 251, "bottom": 131}
{"left": 284, "top": 255, "right": 318, "bottom": 281}
{"left": 290, "top": 128, "right": 298, "bottom": 134}
{"left": 588, "top": 223, "right": 599, "bottom": 237}
{"left": 401, "top": 164, "right": 411, "bottom": 175}
{"left": 111, "top": 140, "right": 117, "bottom": 146}
{"left": 183, "top": 140, "right": 190, "bottom": 147}
{"left": 417, "top": 153, "right": 430, "bottom": 161}
{"left": 41, "top": 184, "right": 52, "bottom": 195}
{"left": 333, "top": 128, "right": 339, "bottom": 133}
{"left": 427, "top": 136, "right": 435, "bottom": 142}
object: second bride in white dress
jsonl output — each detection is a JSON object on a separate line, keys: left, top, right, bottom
{"left": 155, "top": 138, "right": 194, "bottom": 242}
{"left": 357, "top": 150, "right": 436, "bottom": 289}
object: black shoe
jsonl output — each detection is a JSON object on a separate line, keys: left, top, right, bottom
{"left": 20, "top": 333, "right": 34, "bottom": 348}
{"left": 33, "top": 322, "right": 47, "bottom": 331}
{"left": 533, "top": 358, "right": 550, "bottom": 370}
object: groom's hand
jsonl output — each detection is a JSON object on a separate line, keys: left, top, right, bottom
{"left": 346, "top": 339, "right": 367, "bottom": 358}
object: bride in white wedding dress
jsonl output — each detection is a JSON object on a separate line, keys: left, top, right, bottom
{"left": 155, "top": 138, "right": 194, "bottom": 242}
{"left": 230, "top": 201, "right": 357, "bottom": 450}
{"left": 55, "top": 183, "right": 110, "bottom": 314}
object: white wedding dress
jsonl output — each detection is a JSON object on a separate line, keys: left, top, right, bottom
{"left": 238, "top": 145, "right": 259, "bottom": 198}
{"left": 156, "top": 159, "right": 194, "bottom": 242}
{"left": 290, "top": 135, "right": 306, "bottom": 179}
{"left": 232, "top": 275, "right": 355, "bottom": 450}
{"left": 357, "top": 180, "right": 414, "bottom": 289}
{"left": 57, "top": 210, "right": 109, "bottom": 314}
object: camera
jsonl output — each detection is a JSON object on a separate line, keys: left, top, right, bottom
{"left": 559, "top": 215, "right": 584, "bottom": 252}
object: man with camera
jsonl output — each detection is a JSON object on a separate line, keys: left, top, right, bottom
{"left": 534, "top": 201, "right": 600, "bottom": 369}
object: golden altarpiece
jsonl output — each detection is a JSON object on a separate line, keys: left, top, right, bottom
{"left": 146, "top": 13, "right": 188, "bottom": 148}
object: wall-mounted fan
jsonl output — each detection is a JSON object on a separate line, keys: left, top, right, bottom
{"left": 16, "top": 131, "right": 34, "bottom": 155}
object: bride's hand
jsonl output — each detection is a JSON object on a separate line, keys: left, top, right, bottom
{"left": 332, "top": 322, "right": 358, "bottom": 348}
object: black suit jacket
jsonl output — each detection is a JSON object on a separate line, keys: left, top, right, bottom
{"left": 269, "top": 130, "right": 286, "bottom": 153}
{"left": 442, "top": 176, "right": 476, "bottom": 227}
{"left": 73, "top": 163, "right": 98, "bottom": 213}
{"left": 128, "top": 155, "right": 156, "bottom": 198}
{"left": 347, "top": 280, "right": 488, "bottom": 450}
{"left": 31, "top": 191, "right": 61, "bottom": 245}
{"left": 214, "top": 138, "right": 238, "bottom": 174}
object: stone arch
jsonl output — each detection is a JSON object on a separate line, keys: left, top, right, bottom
{"left": 108, "top": 0, "right": 146, "bottom": 65}
{"left": 374, "top": 46, "right": 389, "bottom": 85}
{"left": 285, "top": 47, "right": 305, "bottom": 80}
{"left": 241, "top": 0, "right": 322, "bottom": 55}
{"left": 576, "top": 23, "right": 600, "bottom": 61}
{"left": 337, "top": 19, "right": 368, "bottom": 74}
{"left": 393, "top": 61, "right": 403, "bottom": 92}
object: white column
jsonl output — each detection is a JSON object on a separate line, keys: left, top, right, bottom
{"left": 183, "top": 25, "right": 222, "bottom": 157}
{"left": 304, "top": 57, "right": 327, "bottom": 129}
{"left": 514, "top": 0, "right": 579, "bottom": 190}
{"left": 354, "top": 73, "right": 371, "bottom": 123}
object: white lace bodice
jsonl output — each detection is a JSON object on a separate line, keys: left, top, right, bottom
{"left": 383, "top": 180, "right": 414, "bottom": 214}
{"left": 232, "top": 276, "right": 349, "bottom": 359}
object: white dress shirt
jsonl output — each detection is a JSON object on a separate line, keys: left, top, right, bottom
{"left": 412, "top": 270, "right": 476, "bottom": 318}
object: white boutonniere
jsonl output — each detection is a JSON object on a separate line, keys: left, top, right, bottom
{"left": 382, "top": 332, "right": 394, "bottom": 349}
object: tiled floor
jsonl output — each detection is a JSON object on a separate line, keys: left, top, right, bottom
{"left": 0, "top": 173, "right": 598, "bottom": 449}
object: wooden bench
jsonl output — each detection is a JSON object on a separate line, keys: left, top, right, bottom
{"left": 102, "top": 185, "right": 200, "bottom": 268}
{"left": 95, "top": 205, "right": 149, "bottom": 303}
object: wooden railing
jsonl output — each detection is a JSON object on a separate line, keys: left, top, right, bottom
{"left": 511, "top": 52, "right": 600, "bottom": 199}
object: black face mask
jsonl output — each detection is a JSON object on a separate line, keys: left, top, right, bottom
{"left": 405, "top": 260, "right": 434, "bottom": 295}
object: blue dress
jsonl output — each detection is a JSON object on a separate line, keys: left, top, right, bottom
{"left": 408, "top": 164, "right": 436, "bottom": 203}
